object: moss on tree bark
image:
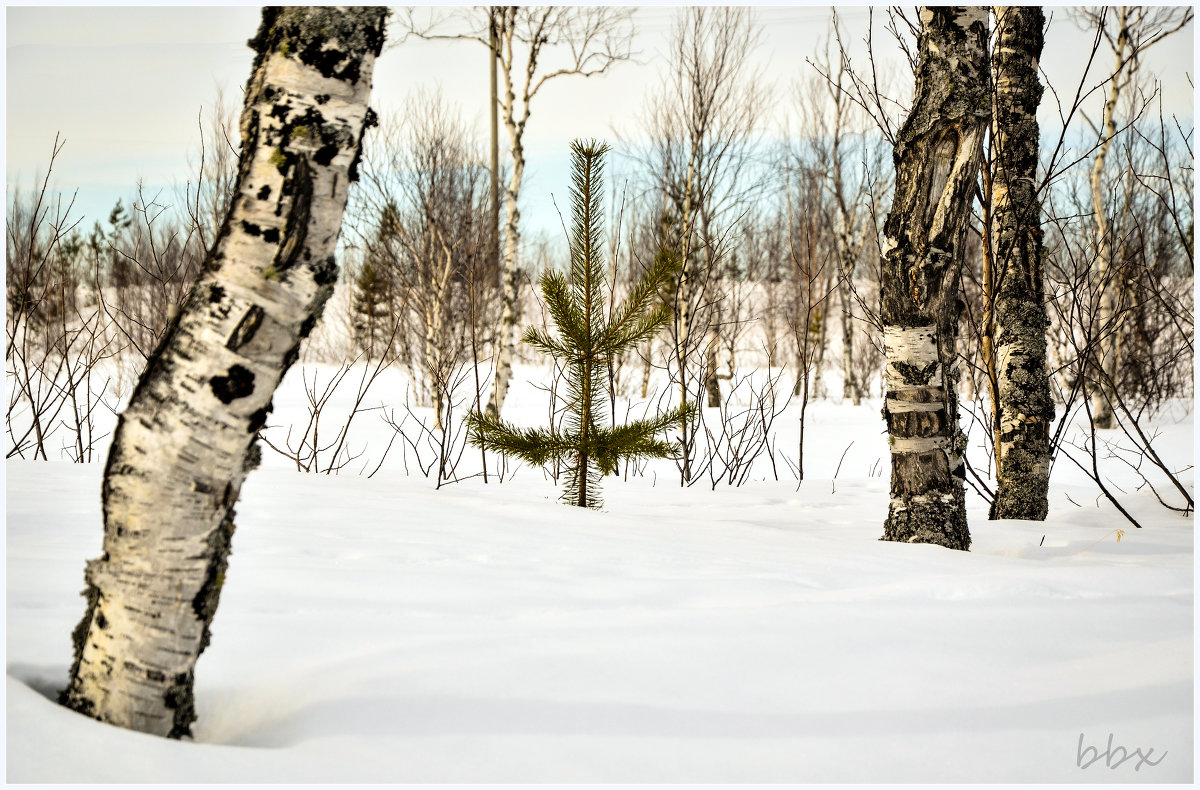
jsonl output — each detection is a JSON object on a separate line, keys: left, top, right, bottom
{"left": 879, "top": 7, "right": 990, "bottom": 551}
{"left": 990, "top": 6, "right": 1053, "bottom": 521}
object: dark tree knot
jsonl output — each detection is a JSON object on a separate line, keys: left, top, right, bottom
{"left": 209, "top": 365, "right": 256, "bottom": 404}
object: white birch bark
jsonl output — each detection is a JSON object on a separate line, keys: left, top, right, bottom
{"left": 486, "top": 145, "right": 524, "bottom": 417}
{"left": 835, "top": 211, "right": 860, "bottom": 404}
{"left": 480, "top": 8, "right": 633, "bottom": 417}
{"left": 1089, "top": 8, "right": 1129, "bottom": 430}
{"left": 673, "top": 147, "right": 699, "bottom": 480}
{"left": 484, "top": 12, "right": 524, "bottom": 419}
{"left": 60, "top": 7, "right": 385, "bottom": 738}
{"left": 879, "top": 6, "right": 990, "bottom": 551}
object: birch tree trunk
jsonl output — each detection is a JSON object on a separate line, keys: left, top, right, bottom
{"left": 485, "top": 131, "right": 524, "bottom": 417}
{"left": 477, "top": 8, "right": 633, "bottom": 417}
{"left": 485, "top": 12, "right": 522, "bottom": 419}
{"left": 1089, "top": 8, "right": 1129, "bottom": 431}
{"left": 880, "top": 7, "right": 989, "bottom": 551}
{"left": 835, "top": 212, "right": 860, "bottom": 404}
{"left": 674, "top": 149, "right": 699, "bottom": 480}
{"left": 989, "top": 6, "right": 1053, "bottom": 520}
{"left": 703, "top": 231, "right": 723, "bottom": 408}
{"left": 59, "top": 7, "right": 385, "bottom": 738}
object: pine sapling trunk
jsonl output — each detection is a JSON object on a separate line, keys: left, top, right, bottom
{"left": 59, "top": 7, "right": 384, "bottom": 738}
{"left": 574, "top": 247, "right": 596, "bottom": 507}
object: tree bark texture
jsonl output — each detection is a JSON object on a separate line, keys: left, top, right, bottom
{"left": 703, "top": 230, "right": 722, "bottom": 408}
{"left": 489, "top": 9, "right": 501, "bottom": 283}
{"left": 835, "top": 212, "right": 861, "bottom": 404}
{"left": 673, "top": 149, "right": 699, "bottom": 480}
{"left": 1089, "top": 8, "right": 1129, "bottom": 431}
{"left": 60, "top": 7, "right": 385, "bottom": 738}
{"left": 485, "top": 10, "right": 525, "bottom": 419}
{"left": 486, "top": 148, "right": 524, "bottom": 418}
{"left": 989, "top": 6, "right": 1053, "bottom": 520}
{"left": 880, "top": 7, "right": 989, "bottom": 551}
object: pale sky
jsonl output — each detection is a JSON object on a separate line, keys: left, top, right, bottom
{"left": 6, "top": 5, "right": 1195, "bottom": 240}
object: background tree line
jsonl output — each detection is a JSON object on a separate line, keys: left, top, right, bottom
{"left": 7, "top": 6, "right": 1193, "bottom": 519}
{"left": 4, "top": 3, "right": 1191, "bottom": 743}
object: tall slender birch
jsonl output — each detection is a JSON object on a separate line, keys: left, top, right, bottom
{"left": 59, "top": 7, "right": 385, "bottom": 738}
{"left": 397, "top": 8, "right": 634, "bottom": 418}
{"left": 1076, "top": 6, "right": 1193, "bottom": 429}
{"left": 989, "top": 6, "right": 1053, "bottom": 520}
{"left": 879, "top": 7, "right": 989, "bottom": 551}
{"left": 1088, "top": 6, "right": 1129, "bottom": 430}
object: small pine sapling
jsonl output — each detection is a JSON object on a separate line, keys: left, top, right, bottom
{"left": 468, "top": 139, "right": 694, "bottom": 508}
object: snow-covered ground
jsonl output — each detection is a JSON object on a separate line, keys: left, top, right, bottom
{"left": 6, "top": 365, "right": 1194, "bottom": 783}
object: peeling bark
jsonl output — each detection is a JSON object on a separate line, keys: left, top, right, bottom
{"left": 989, "top": 6, "right": 1053, "bottom": 520}
{"left": 60, "top": 7, "right": 385, "bottom": 738}
{"left": 879, "top": 7, "right": 989, "bottom": 551}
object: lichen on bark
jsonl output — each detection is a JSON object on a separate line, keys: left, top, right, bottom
{"left": 989, "top": 6, "right": 1053, "bottom": 521}
{"left": 879, "top": 7, "right": 989, "bottom": 551}
{"left": 59, "top": 6, "right": 386, "bottom": 738}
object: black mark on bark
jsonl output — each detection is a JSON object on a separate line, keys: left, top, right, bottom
{"left": 209, "top": 365, "right": 255, "bottom": 403}
{"left": 226, "top": 307, "right": 265, "bottom": 352}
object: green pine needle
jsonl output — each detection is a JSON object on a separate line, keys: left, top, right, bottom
{"left": 467, "top": 139, "right": 693, "bottom": 510}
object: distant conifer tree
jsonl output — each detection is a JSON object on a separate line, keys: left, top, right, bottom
{"left": 351, "top": 256, "right": 393, "bottom": 357}
{"left": 352, "top": 202, "right": 398, "bottom": 359}
{"left": 467, "top": 140, "right": 694, "bottom": 508}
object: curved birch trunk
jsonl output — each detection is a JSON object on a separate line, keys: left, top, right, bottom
{"left": 989, "top": 6, "right": 1053, "bottom": 520}
{"left": 880, "top": 7, "right": 989, "bottom": 551}
{"left": 59, "top": 7, "right": 385, "bottom": 738}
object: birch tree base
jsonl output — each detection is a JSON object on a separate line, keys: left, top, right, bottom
{"left": 883, "top": 488, "right": 970, "bottom": 551}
